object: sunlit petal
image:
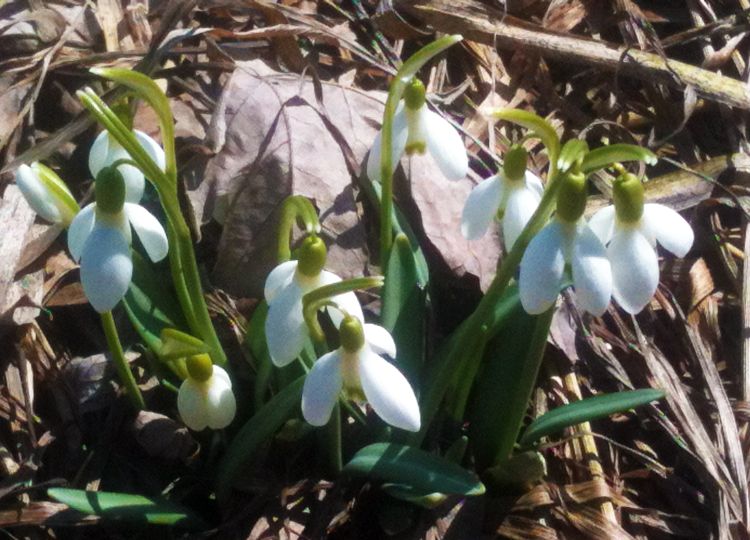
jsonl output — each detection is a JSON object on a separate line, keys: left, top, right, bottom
{"left": 609, "top": 228, "right": 659, "bottom": 314}
{"left": 124, "top": 203, "right": 168, "bottom": 262}
{"left": 265, "top": 283, "right": 307, "bottom": 366}
{"left": 318, "top": 270, "right": 364, "bottom": 326}
{"left": 205, "top": 367, "right": 236, "bottom": 429}
{"left": 364, "top": 324, "right": 397, "bottom": 358}
{"left": 359, "top": 350, "right": 420, "bottom": 431}
{"left": 643, "top": 203, "right": 694, "bottom": 257}
{"left": 80, "top": 225, "right": 133, "bottom": 312}
{"left": 264, "top": 260, "right": 298, "bottom": 303}
{"left": 177, "top": 379, "right": 208, "bottom": 431}
{"left": 424, "top": 109, "right": 468, "bottom": 181}
{"left": 519, "top": 221, "right": 566, "bottom": 314}
{"left": 68, "top": 203, "right": 97, "bottom": 261}
{"left": 134, "top": 130, "right": 166, "bottom": 171}
{"left": 503, "top": 185, "right": 542, "bottom": 250}
{"left": 88, "top": 131, "right": 110, "bottom": 180}
{"left": 525, "top": 170, "right": 545, "bottom": 198}
{"left": 366, "top": 104, "right": 409, "bottom": 182}
{"left": 302, "top": 351, "right": 343, "bottom": 426}
{"left": 461, "top": 175, "right": 503, "bottom": 240}
{"left": 588, "top": 205, "right": 616, "bottom": 244}
{"left": 16, "top": 164, "right": 62, "bottom": 223}
{"left": 571, "top": 224, "right": 612, "bottom": 315}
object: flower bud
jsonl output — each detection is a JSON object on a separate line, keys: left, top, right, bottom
{"left": 555, "top": 170, "right": 587, "bottom": 223}
{"left": 95, "top": 166, "right": 126, "bottom": 215}
{"left": 503, "top": 145, "right": 528, "bottom": 182}
{"left": 16, "top": 163, "right": 79, "bottom": 225}
{"left": 186, "top": 353, "right": 214, "bottom": 383}
{"left": 297, "top": 235, "right": 327, "bottom": 277}
{"left": 613, "top": 171, "right": 645, "bottom": 224}
{"left": 339, "top": 314, "right": 365, "bottom": 353}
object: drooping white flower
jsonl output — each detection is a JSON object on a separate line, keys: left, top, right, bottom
{"left": 264, "top": 236, "right": 363, "bottom": 367}
{"left": 461, "top": 146, "right": 543, "bottom": 248}
{"left": 589, "top": 193, "right": 693, "bottom": 314}
{"left": 15, "top": 162, "right": 79, "bottom": 226}
{"left": 89, "top": 130, "right": 165, "bottom": 203}
{"left": 519, "top": 217, "right": 612, "bottom": 316}
{"left": 366, "top": 79, "right": 468, "bottom": 183}
{"left": 177, "top": 355, "right": 236, "bottom": 431}
{"left": 68, "top": 167, "right": 168, "bottom": 313}
{"left": 301, "top": 316, "right": 420, "bottom": 431}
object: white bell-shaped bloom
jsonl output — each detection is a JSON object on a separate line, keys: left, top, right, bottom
{"left": 68, "top": 199, "right": 168, "bottom": 313}
{"left": 264, "top": 257, "right": 363, "bottom": 368}
{"left": 177, "top": 362, "right": 236, "bottom": 431}
{"left": 16, "top": 163, "right": 78, "bottom": 226}
{"left": 519, "top": 217, "right": 612, "bottom": 316}
{"left": 588, "top": 203, "right": 693, "bottom": 313}
{"left": 366, "top": 79, "right": 467, "bottom": 183}
{"left": 461, "top": 170, "right": 543, "bottom": 249}
{"left": 89, "top": 130, "right": 166, "bottom": 203}
{"left": 301, "top": 319, "right": 420, "bottom": 431}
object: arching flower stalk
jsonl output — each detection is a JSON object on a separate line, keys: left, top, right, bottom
{"left": 588, "top": 170, "right": 694, "bottom": 313}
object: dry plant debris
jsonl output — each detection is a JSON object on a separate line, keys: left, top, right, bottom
{"left": 1, "top": 0, "right": 750, "bottom": 538}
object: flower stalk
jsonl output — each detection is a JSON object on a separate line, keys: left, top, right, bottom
{"left": 101, "top": 310, "right": 145, "bottom": 410}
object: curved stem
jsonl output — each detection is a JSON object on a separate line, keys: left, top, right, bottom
{"left": 101, "top": 311, "right": 145, "bottom": 410}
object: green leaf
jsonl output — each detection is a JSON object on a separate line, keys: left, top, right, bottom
{"left": 47, "top": 488, "right": 207, "bottom": 529}
{"left": 216, "top": 375, "right": 305, "bottom": 501}
{"left": 581, "top": 143, "right": 657, "bottom": 174}
{"left": 382, "top": 234, "right": 426, "bottom": 382}
{"left": 397, "top": 35, "right": 463, "bottom": 84}
{"left": 343, "top": 443, "right": 484, "bottom": 496}
{"left": 484, "top": 451, "right": 547, "bottom": 490}
{"left": 381, "top": 483, "right": 447, "bottom": 509}
{"left": 490, "top": 109, "right": 561, "bottom": 167}
{"left": 519, "top": 388, "right": 665, "bottom": 447}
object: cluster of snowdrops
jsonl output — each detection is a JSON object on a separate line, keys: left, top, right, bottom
{"left": 13, "top": 38, "right": 691, "bottom": 463}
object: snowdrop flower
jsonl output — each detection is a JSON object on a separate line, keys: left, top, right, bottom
{"left": 588, "top": 172, "right": 693, "bottom": 313}
{"left": 16, "top": 162, "right": 78, "bottom": 226}
{"left": 89, "top": 129, "right": 165, "bottom": 203}
{"left": 461, "top": 146, "right": 543, "bottom": 249}
{"left": 366, "top": 78, "right": 468, "bottom": 182}
{"left": 68, "top": 166, "right": 168, "bottom": 312}
{"left": 264, "top": 235, "right": 363, "bottom": 367}
{"left": 302, "top": 315, "right": 420, "bottom": 431}
{"left": 177, "top": 354, "right": 236, "bottom": 431}
{"left": 519, "top": 170, "right": 612, "bottom": 315}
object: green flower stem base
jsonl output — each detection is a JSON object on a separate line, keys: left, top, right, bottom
{"left": 101, "top": 311, "right": 145, "bottom": 410}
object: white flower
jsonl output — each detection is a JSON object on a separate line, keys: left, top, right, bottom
{"left": 519, "top": 217, "right": 612, "bottom": 316}
{"left": 461, "top": 170, "right": 543, "bottom": 248}
{"left": 366, "top": 101, "right": 468, "bottom": 183}
{"left": 588, "top": 203, "right": 693, "bottom": 313}
{"left": 68, "top": 201, "right": 168, "bottom": 313}
{"left": 89, "top": 130, "right": 165, "bottom": 203}
{"left": 264, "top": 259, "right": 363, "bottom": 367}
{"left": 16, "top": 163, "right": 78, "bottom": 225}
{"left": 177, "top": 365, "right": 236, "bottom": 431}
{"left": 301, "top": 321, "right": 420, "bottom": 431}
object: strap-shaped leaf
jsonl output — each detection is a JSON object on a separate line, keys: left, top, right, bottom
{"left": 489, "top": 109, "right": 561, "bottom": 167}
{"left": 581, "top": 143, "right": 657, "bottom": 174}
{"left": 519, "top": 388, "right": 665, "bottom": 447}
{"left": 344, "top": 443, "right": 484, "bottom": 496}
{"left": 48, "top": 488, "right": 206, "bottom": 529}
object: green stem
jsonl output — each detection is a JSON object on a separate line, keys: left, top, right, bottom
{"left": 101, "top": 311, "right": 145, "bottom": 410}
{"left": 325, "top": 403, "right": 343, "bottom": 474}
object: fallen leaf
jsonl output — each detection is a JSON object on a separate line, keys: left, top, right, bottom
{"left": 132, "top": 411, "right": 199, "bottom": 462}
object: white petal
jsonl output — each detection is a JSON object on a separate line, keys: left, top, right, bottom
{"left": 643, "top": 204, "right": 694, "bottom": 257}
{"left": 364, "top": 324, "right": 396, "bottom": 357}
{"left": 177, "top": 380, "right": 208, "bottom": 431}
{"left": 80, "top": 225, "right": 132, "bottom": 312}
{"left": 134, "top": 130, "right": 166, "bottom": 171}
{"left": 524, "top": 171, "right": 545, "bottom": 198}
{"left": 461, "top": 175, "right": 503, "bottom": 240}
{"left": 265, "top": 283, "right": 307, "bottom": 366}
{"left": 301, "top": 351, "right": 343, "bottom": 426}
{"left": 67, "top": 203, "right": 97, "bottom": 261}
{"left": 359, "top": 350, "right": 420, "bottom": 431}
{"left": 88, "top": 131, "right": 110, "bottom": 179}
{"left": 112, "top": 147, "right": 146, "bottom": 204}
{"left": 124, "top": 203, "right": 168, "bottom": 262}
{"left": 265, "top": 261, "right": 298, "bottom": 303}
{"left": 424, "top": 109, "right": 468, "bottom": 181}
{"left": 519, "top": 221, "right": 566, "bottom": 314}
{"left": 503, "top": 185, "right": 542, "bottom": 250}
{"left": 588, "top": 205, "right": 616, "bottom": 244}
{"left": 318, "top": 270, "right": 364, "bottom": 326}
{"left": 366, "top": 104, "right": 409, "bottom": 182}
{"left": 205, "top": 368, "right": 236, "bottom": 429}
{"left": 609, "top": 228, "right": 659, "bottom": 314}
{"left": 16, "top": 164, "right": 62, "bottom": 223}
{"left": 571, "top": 225, "right": 612, "bottom": 316}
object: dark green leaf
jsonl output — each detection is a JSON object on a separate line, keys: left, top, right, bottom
{"left": 581, "top": 144, "right": 657, "bottom": 174}
{"left": 343, "top": 443, "right": 484, "bottom": 496}
{"left": 519, "top": 388, "right": 665, "bottom": 447}
{"left": 47, "top": 487, "right": 206, "bottom": 529}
